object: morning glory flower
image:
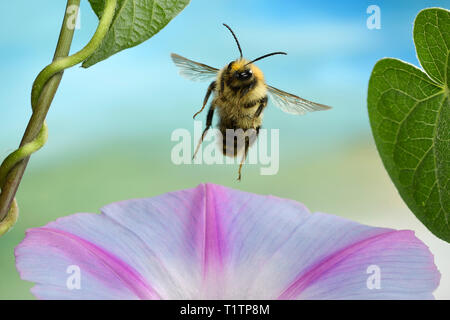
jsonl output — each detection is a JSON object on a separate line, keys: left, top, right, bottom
{"left": 15, "top": 183, "right": 439, "bottom": 299}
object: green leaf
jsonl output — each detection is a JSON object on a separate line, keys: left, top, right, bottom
{"left": 368, "top": 8, "right": 450, "bottom": 242}
{"left": 83, "top": 0, "right": 190, "bottom": 68}
{"left": 413, "top": 8, "right": 450, "bottom": 85}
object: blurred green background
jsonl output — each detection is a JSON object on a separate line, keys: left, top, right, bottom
{"left": 1, "top": 0, "right": 449, "bottom": 299}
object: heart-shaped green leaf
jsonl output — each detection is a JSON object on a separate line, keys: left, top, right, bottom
{"left": 83, "top": 0, "right": 190, "bottom": 68}
{"left": 368, "top": 8, "right": 450, "bottom": 242}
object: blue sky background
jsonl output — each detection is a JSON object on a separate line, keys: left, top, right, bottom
{"left": 1, "top": 0, "right": 449, "bottom": 161}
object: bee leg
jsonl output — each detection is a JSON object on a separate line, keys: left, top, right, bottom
{"left": 193, "top": 104, "right": 215, "bottom": 160}
{"left": 193, "top": 81, "right": 216, "bottom": 119}
{"left": 254, "top": 96, "right": 268, "bottom": 118}
{"left": 237, "top": 137, "right": 250, "bottom": 181}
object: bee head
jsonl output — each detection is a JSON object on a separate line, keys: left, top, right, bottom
{"left": 222, "top": 23, "right": 287, "bottom": 83}
{"left": 227, "top": 59, "right": 254, "bottom": 82}
{"left": 235, "top": 68, "right": 253, "bottom": 81}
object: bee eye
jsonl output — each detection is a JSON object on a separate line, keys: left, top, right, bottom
{"left": 235, "top": 70, "right": 252, "bottom": 80}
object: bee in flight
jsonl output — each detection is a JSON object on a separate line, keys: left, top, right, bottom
{"left": 171, "top": 24, "right": 331, "bottom": 180}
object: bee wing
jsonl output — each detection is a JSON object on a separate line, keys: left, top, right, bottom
{"left": 267, "top": 85, "right": 331, "bottom": 115}
{"left": 171, "top": 53, "right": 219, "bottom": 82}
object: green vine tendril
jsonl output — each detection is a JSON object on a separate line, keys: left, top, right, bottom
{"left": 0, "top": 0, "right": 117, "bottom": 236}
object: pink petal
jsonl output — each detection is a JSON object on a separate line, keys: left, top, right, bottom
{"left": 279, "top": 228, "right": 439, "bottom": 299}
{"left": 15, "top": 183, "right": 440, "bottom": 299}
{"left": 16, "top": 214, "right": 160, "bottom": 299}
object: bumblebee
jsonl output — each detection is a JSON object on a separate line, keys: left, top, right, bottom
{"left": 171, "top": 24, "right": 331, "bottom": 180}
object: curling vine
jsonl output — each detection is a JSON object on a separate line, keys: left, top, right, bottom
{"left": 0, "top": 0, "right": 117, "bottom": 236}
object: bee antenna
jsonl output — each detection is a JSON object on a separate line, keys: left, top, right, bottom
{"left": 223, "top": 23, "right": 243, "bottom": 59}
{"left": 247, "top": 52, "right": 287, "bottom": 65}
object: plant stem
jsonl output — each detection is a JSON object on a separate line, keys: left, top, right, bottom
{"left": 0, "top": 0, "right": 80, "bottom": 221}
{"left": 0, "top": 0, "right": 117, "bottom": 227}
